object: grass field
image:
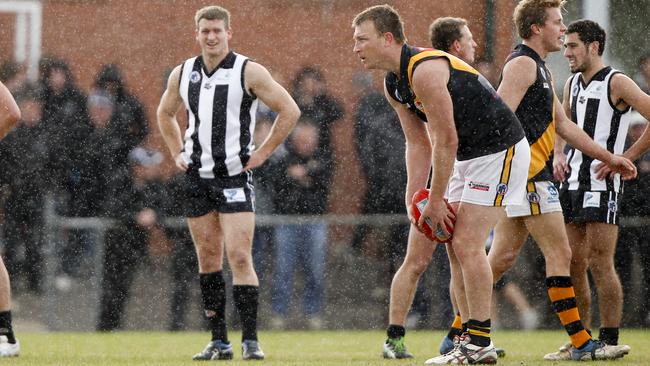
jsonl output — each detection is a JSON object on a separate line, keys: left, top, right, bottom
{"left": 3, "top": 330, "right": 649, "bottom": 365}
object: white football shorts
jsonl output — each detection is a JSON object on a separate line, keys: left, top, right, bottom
{"left": 446, "top": 137, "right": 530, "bottom": 207}
{"left": 505, "top": 180, "right": 563, "bottom": 217}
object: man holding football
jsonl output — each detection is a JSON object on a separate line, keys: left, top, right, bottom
{"left": 371, "top": 15, "right": 487, "bottom": 359}
{"left": 353, "top": 5, "right": 531, "bottom": 363}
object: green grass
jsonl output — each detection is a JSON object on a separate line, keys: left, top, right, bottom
{"left": 4, "top": 330, "right": 649, "bottom": 365}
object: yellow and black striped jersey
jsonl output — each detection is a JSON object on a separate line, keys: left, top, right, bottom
{"left": 385, "top": 44, "right": 524, "bottom": 161}
{"left": 503, "top": 44, "right": 555, "bottom": 182}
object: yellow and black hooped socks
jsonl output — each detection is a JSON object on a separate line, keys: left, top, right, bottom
{"left": 467, "top": 319, "right": 491, "bottom": 347}
{"left": 445, "top": 313, "right": 463, "bottom": 341}
{"left": 546, "top": 276, "right": 591, "bottom": 349}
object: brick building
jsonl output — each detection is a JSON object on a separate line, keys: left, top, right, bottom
{"left": 1, "top": 0, "right": 517, "bottom": 214}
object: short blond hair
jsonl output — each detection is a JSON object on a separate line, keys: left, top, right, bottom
{"left": 352, "top": 4, "right": 406, "bottom": 43}
{"left": 514, "top": 0, "right": 566, "bottom": 39}
{"left": 429, "top": 17, "right": 467, "bottom": 52}
{"left": 195, "top": 5, "right": 230, "bottom": 29}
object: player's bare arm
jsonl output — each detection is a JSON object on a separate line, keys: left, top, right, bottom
{"left": 0, "top": 82, "right": 21, "bottom": 140}
{"left": 610, "top": 73, "right": 650, "bottom": 161}
{"left": 384, "top": 83, "right": 432, "bottom": 223}
{"left": 595, "top": 73, "right": 650, "bottom": 179}
{"left": 553, "top": 77, "right": 573, "bottom": 182}
{"left": 243, "top": 61, "right": 300, "bottom": 171}
{"left": 157, "top": 65, "right": 188, "bottom": 171}
{"left": 411, "top": 59, "right": 457, "bottom": 234}
{"left": 497, "top": 56, "right": 537, "bottom": 111}
{"left": 554, "top": 94, "right": 636, "bottom": 180}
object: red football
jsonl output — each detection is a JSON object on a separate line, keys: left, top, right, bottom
{"left": 411, "top": 188, "right": 455, "bottom": 243}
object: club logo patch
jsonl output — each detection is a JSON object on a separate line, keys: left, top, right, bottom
{"left": 190, "top": 70, "right": 201, "bottom": 83}
{"left": 608, "top": 200, "right": 617, "bottom": 212}
{"left": 572, "top": 84, "right": 580, "bottom": 96}
{"left": 527, "top": 192, "right": 540, "bottom": 203}
{"left": 496, "top": 183, "right": 508, "bottom": 195}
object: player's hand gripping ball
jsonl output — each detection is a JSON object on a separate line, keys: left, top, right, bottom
{"left": 411, "top": 188, "right": 455, "bottom": 243}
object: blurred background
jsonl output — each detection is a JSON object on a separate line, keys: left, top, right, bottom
{"left": 0, "top": 0, "right": 649, "bottom": 333}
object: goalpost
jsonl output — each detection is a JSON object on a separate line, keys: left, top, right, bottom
{"left": 0, "top": 0, "right": 42, "bottom": 81}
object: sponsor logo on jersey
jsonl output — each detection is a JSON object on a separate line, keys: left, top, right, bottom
{"left": 414, "top": 99, "right": 424, "bottom": 112}
{"left": 469, "top": 181, "right": 490, "bottom": 191}
{"left": 223, "top": 188, "right": 246, "bottom": 203}
{"left": 547, "top": 184, "right": 560, "bottom": 203}
{"left": 583, "top": 191, "right": 601, "bottom": 208}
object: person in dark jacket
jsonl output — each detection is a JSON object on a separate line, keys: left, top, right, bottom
{"left": 38, "top": 58, "right": 95, "bottom": 287}
{"left": 96, "top": 147, "right": 167, "bottom": 331}
{"left": 291, "top": 66, "right": 343, "bottom": 174}
{"left": 94, "top": 64, "right": 148, "bottom": 160}
{"left": 269, "top": 119, "right": 330, "bottom": 329}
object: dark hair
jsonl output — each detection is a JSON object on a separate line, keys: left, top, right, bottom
{"left": 291, "top": 66, "right": 325, "bottom": 93}
{"left": 567, "top": 19, "right": 606, "bottom": 56}
{"left": 352, "top": 4, "right": 406, "bottom": 43}
{"left": 95, "top": 64, "right": 124, "bottom": 88}
{"left": 429, "top": 17, "right": 467, "bottom": 52}
{"left": 0, "top": 61, "right": 25, "bottom": 82}
{"left": 41, "top": 57, "right": 76, "bottom": 87}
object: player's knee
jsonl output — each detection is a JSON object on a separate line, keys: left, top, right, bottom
{"left": 229, "top": 250, "right": 253, "bottom": 271}
{"left": 452, "top": 245, "right": 484, "bottom": 266}
{"left": 490, "top": 252, "right": 517, "bottom": 277}
{"left": 402, "top": 257, "right": 429, "bottom": 276}
{"left": 196, "top": 244, "right": 219, "bottom": 259}
{"left": 570, "top": 254, "right": 589, "bottom": 273}
{"left": 589, "top": 256, "right": 615, "bottom": 277}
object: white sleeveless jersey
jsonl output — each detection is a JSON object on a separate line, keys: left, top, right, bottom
{"left": 565, "top": 67, "right": 632, "bottom": 192}
{"left": 178, "top": 51, "right": 258, "bottom": 178}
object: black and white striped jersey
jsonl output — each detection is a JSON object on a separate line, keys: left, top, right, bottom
{"left": 565, "top": 67, "right": 632, "bottom": 192}
{"left": 178, "top": 51, "right": 258, "bottom": 178}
